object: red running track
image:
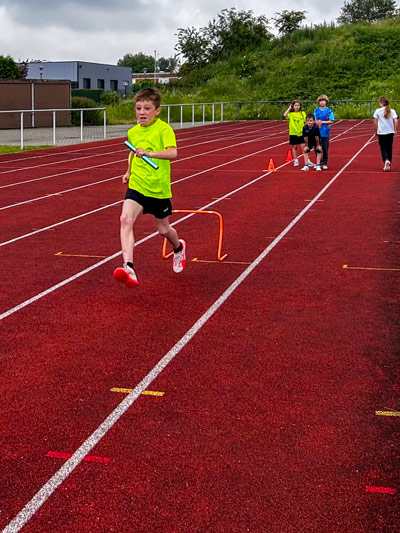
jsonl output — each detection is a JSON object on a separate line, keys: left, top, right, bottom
{"left": 0, "top": 120, "right": 399, "bottom": 532}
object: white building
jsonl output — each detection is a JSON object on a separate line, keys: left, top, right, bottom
{"left": 132, "top": 72, "right": 181, "bottom": 85}
{"left": 27, "top": 61, "right": 132, "bottom": 94}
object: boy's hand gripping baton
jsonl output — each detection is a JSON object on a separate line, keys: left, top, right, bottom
{"left": 124, "top": 140, "right": 159, "bottom": 170}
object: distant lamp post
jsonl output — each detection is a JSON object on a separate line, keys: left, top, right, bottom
{"left": 154, "top": 50, "right": 157, "bottom": 83}
{"left": 122, "top": 80, "right": 129, "bottom": 98}
{"left": 39, "top": 66, "right": 43, "bottom": 80}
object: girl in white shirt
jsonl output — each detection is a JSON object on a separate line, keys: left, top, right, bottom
{"left": 373, "top": 96, "right": 398, "bottom": 171}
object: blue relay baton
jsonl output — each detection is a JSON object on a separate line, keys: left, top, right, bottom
{"left": 124, "top": 140, "right": 159, "bottom": 170}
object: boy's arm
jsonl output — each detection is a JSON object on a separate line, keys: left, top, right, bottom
{"left": 394, "top": 117, "right": 398, "bottom": 134}
{"left": 373, "top": 117, "right": 378, "bottom": 135}
{"left": 122, "top": 152, "right": 133, "bottom": 184}
{"left": 318, "top": 110, "right": 334, "bottom": 126}
{"left": 135, "top": 146, "right": 177, "bottom": 160}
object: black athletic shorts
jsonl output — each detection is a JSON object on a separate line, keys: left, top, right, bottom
{"left": 289, "top": 135, "right": 304, "bottom": 145}
{"left": 125, "top": 188, "right": 172, "bottom": 219}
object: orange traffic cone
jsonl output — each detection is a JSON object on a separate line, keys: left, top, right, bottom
{"left": 286, "top": 150, "right": 293, "bottom": 162}
{"left": 267, "top": 158, "right": 276, "bottom": 172}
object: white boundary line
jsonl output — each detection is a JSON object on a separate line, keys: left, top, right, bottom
{"left": 1, "top": 132, "right": 375, "bottom": 533}
{"left": 0, "top": 122, "right": 365, "bottom": 316}
{"left": 0, "top": 121, "right": 281, "bottom": 186}
{"left": 0, "top": 128, "right": 287, "bottom": 211}
{"left": 0, "top": 133, "right": 289, "bottom": 247}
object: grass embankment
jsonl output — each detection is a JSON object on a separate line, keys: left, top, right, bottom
{"left": 0, "top": 146, "right": 52, "bottom": 154}
{"left": 107, "top": 18, "right": 400, "bottom": 122}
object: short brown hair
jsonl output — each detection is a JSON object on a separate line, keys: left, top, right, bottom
{"left": 135, "top": 87, "right": 161, "bottom": 108}
{"left": 317, "top": 94, "right": 329, "bottom": 103}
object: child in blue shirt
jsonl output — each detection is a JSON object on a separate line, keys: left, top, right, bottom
{"left": 314, "top": 95, "right": 334, "bottom": 169}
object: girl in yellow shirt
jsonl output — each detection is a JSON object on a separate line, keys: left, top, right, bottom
{"left": 283, "top": 100, "right": 306, "bottom": 167}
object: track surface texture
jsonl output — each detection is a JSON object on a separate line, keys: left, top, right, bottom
{"left": 1, "top": 120, "right": 399, "bottom": 532}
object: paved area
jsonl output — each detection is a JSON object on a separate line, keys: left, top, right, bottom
{"left": 0, "top": 122, "right": 213, "bottom": 147}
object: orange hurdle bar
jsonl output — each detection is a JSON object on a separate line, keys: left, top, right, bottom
{"left": 162, "top": 209, "right": 228, "bottom": 261}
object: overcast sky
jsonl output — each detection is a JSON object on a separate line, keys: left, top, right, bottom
{"left": 0, "top": 0, "right": 349, "bottom": 65}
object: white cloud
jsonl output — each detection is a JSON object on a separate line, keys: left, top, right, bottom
{"left": 0, "top": 0, "right": 371, "bottom": 64}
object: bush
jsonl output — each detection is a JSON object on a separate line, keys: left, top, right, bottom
{"left": 71, "top": 89, "right": 104, "bottom": 103}
{"left": 99, "top": 91, "right": 120, "bottom": 105}
{"left": 71, "top": 97, "right": 103, "bottom": 126}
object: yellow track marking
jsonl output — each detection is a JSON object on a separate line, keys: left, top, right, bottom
{"left": 343, "top": 264, "right": 400, "bottom": 272}
{"left": 375, "top": 410, "right": 400, "bottom": 417}
{"left": 55, "top": 252, "right": 107, "bottom": 258}
{"left": 110, "top": 388, "right": 164, "bottom": 396}
{"left": 191, "top": 258, "right": 251, "bottom": 265}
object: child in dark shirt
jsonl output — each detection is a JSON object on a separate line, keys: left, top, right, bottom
{"left": 301, "top": 114, "right": 322, "bottom": 172}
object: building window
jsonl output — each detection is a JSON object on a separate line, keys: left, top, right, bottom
{"left": 83, "top": 78, "right": 91, "bottom": 89}
{"left": 97, "top": 79, "right": 105, "bottom": 89}
{"left": 110, "top": 80, "right": 118, "bottom": 91}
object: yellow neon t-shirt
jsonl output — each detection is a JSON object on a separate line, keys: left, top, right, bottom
{"left": 286, "top": 111, "right": 306, "bottom": 136}
{"left": 127, "top": 118, "right": 177, "bottom": 199}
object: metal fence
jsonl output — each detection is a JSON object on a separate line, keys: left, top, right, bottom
{"left": 1, "top": 100, "right": 399, "bottom": 149}
{"left": 161, "top": 100, "right": 400, "bottom": 126}
{"left": 0, "top": 107, "right": 106, "bottom": 149}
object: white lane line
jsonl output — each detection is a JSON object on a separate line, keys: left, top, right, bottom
{"left": 0, "top": 175, "right": 120, "bottom": 211}
{"left": 0, "top": 155, "right": 285, "bottom": 321}
{"left": 0, "top": 122, "right": 281, "bottom": 188}
{"left": 0, "top": 147, "right": 127, "bottom": 177}
{"left": 0, "top": 134, "right": 288, "bottom": 247}
{"left": 1, "top": 133, "right": 375, "bottom": 533}
{"left": 0, "top": 122, "right": 279, "bottom": 174}
{"left": 0, "top": 158, "right": 124, "bottom": 192}
{"left": 0, "top": 123, "right": 370, "bottom": 321}
{"left": 0, "top": 202, "right": 122, "bottom": 248}
{"left": 0, "top": 140, "right": 124, "bottom": 166}
{"left": 0, "top": 129, "right": 286, "bottom": 211}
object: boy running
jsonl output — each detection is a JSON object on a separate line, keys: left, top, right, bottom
{"left": 114, "top": 87, "right": 186, "bottom": 287}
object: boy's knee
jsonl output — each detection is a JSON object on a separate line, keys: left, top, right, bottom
{"left": 158, "top": 227, "right": 169, "bottom": 238}
{"left": 120, "top": 212, "right": 133, "bottom": 226}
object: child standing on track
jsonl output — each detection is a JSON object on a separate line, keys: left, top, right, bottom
{"left": 373, "top": 96, "right": 398, "bottom": 171}
{"left": 114, "top": 87, "right": 186, "bottom": 288}
{"left": 314, "top": 95, "right": 334, "bottom": 169}
{"left": 283, "top": 100, "right": 306, "bottom": 167}
{"left": 301, "top": 114, "right": 322, "bottom": 171}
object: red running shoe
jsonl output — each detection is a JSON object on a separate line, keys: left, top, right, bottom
{"left": 114, "top": 263, "right": 138, "bottom": 287}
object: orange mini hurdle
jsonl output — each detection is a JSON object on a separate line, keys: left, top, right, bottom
{"left": 162, "top": 209, "right": 228, "bottom": 261}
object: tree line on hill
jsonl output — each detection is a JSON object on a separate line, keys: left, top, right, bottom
{"left": 0, "top": 0, "right": 398, "bottom": 80}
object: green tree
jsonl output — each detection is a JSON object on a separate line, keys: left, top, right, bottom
{"left": 175, "top": 8, "right": 272, "bottom": 70}
{"left": 175, "top": 27, "right": 211, "bottom": 69}
{"left": 0, "top": 55, "right": 22, "bottom": 79}
{"left": 337, "top": 0, "right": 398, "bottom": 24}
{"left": 117, "top": 52, "right": 154, "bottom": 72}
{"left": 157, "top": 56, "right": 179, "bottom": 72}
{"left": 273, "top": 10, "right": 307, "bottom": 35}
{"left": 212, "top": 8, "right": 271, "bottom": 56}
